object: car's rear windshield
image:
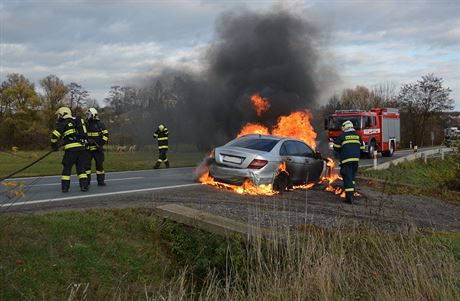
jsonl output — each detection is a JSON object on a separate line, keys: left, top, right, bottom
{"left": 230, "top": 138, "right": 279, "bottom": 152}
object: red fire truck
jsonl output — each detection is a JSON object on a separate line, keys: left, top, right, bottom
{"left": 325, "top": 108, "right": 400, "bottom": 158}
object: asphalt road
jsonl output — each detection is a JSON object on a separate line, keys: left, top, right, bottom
{"left": 0, "top": 147, "right": 430, "bottom": 211}
{"left": 0, "top": 167, "right": 199, "bottom": 210}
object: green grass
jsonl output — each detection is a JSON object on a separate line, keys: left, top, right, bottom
{"left": 0, "top": 209, "right": 239, "bottom": 300}
{"left": 361, "top": 154, "right": 460, "bottom": 200}
{"left": 0, "top": 147, "right": 206, "bottom": 178}
{"left": 0, "top": 209, "right": 170, "bottom": 300}
{"left": 0, "top": 209, "right": 459, "bottom": 300}
{"left": 362, "top": 154, "right": 459, "bottom": 187}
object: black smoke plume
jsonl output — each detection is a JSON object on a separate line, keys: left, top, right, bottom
{"left": 135, "top": 8, "right": 330, "bottom": 149}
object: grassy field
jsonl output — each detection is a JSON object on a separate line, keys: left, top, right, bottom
{"left": 0, "top": 146, "right": 206, "bottom": 178}
{"left": 362, "top": 154, "right": 460, "bottom": 200}
{"left": 1, "top": 209, "right": 459, "bottom": 300}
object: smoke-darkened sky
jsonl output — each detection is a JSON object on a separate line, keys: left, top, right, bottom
{"left": 1, "top": 0, "right": 459, "bottom": 109}
{"left": 181, "top": 8, "right": 327, "bottom": 143}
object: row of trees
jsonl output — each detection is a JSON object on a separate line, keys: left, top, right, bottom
{"left": 0, "top": 73, "right": 96, "bottom": 149}
{"left": 321, "top": 74, "right": 455, "bottom": 147}
{"left": 0, "top": 72, "right": 455, "bottom": 150}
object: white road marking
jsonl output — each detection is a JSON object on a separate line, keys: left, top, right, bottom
{"left": 4, "top": 166, "right": 196, "bottom": 181}
{"left": 1, "top": 183, "right": 200, "bottom": 208}
{"left": 26, "top": 177, "right": 145, "bottom": 187}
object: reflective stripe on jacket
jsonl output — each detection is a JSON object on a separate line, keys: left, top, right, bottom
{"left": 333, "top": 129, "right": 364, "bottom": 164}
{"left": 153, "top": 128, "right": 168, "bottom": 149}
{"left": 86, "top": 119, "right": 109, "bottom": 150}
{"left": 50, "top": 117, "right": 88, "bottom": 151}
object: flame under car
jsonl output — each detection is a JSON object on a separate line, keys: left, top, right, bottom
{"left": 208, "top": 134, "right": 326, "bottom": 191}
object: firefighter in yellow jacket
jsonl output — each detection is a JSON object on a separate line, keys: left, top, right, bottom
{"left": 333, "top": 120, "right": 365, "bottom": 204}
{"left": 85, "top": 108, "right": 109, "bottom": 186}
{"left": 153, "top": 124, "right": 169, "bottom": 169}
{"left": 50, "top": 107, "right": 89, "bottom": 192}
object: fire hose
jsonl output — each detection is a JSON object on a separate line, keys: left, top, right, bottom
{"left": 1, "top": 137, "right": 103, "bottom": 183}
{"left": 0, "top": 150, "right": 54, "bottom": 182}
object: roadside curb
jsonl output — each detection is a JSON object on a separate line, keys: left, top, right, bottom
{"left": 156, "top": 204, "right": 279, "bottom": 239}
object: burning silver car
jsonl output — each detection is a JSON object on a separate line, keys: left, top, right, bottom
{"left": 208, "top": 134, "right": 326, "bottom": 191}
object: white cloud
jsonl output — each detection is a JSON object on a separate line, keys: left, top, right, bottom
{"left": 1, "top": 0, "right": 459, "bottom": 109}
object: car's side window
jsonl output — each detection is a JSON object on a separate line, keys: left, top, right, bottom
{"left": 279, "top": 143, "right": 288, "bottom": 156}
{"left": 280, "top": 141, "right": 297, "bottom": 156}
{"left": 294, "top": 142, "right": 314, "bottom": 157}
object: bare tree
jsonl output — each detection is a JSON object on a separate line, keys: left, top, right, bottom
{"left": 85, "top": 98, "right": 99, "bottom": 108}
{"left": 40, "top": 74, "right": 68, "bottom": 108}
{"left": 399, "top": 74, "right": 453, "bottom": 146}
{"left": 40, "top": 74, "right": 68, "bottom": 130}
{"left": 105, "top": 86, "right": 124, "bottom": 115}
{"left": 372, "top": 82, "right": 399, "bottom": 107}
{"left": 67, "top": 82, "right": 89, "bottom": 109}
{"left": 341, "top": 85, "right": 382, "bottom": 110}
{"left": 322, "top": 94, "right": 342, "bottom": 116}
{"left": 150, "top": 80, "right": 164, "bottom": 109}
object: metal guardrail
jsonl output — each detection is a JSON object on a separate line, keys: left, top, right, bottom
{"left": 371, "top": 147, "right": 458, "bottom": 170}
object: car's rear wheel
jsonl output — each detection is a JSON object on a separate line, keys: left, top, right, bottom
{"left": 273, "top": 171, "right": 291, "bottom": 193}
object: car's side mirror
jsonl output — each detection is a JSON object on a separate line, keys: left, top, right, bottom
{"left": 324, "top": 118, "right": 328, "bottom": 130}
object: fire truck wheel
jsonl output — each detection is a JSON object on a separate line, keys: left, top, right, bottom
{"left": 382, "top": 142, "right": 395, "bottom": 157}
{"left": 367, "top": 142, "right": 376, "bottom": 159}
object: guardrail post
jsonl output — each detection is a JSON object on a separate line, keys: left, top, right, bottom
{"left": 373, "top": 150, "right": 378, "bottom": 170}
{"left": 441, "top": 148, "right": 445, "bottom": 160}
{"left": 423, "top": 152, "right": 427, "bottom": 164}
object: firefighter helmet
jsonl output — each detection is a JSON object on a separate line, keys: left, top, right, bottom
{"left": 341, "top": 120, "right": 354, "bottom": 131}
{"left": 158, "top": 124, "right": 165, "bottom": 131}
{"left": 55, "top": 107, "right": 72, "bottom": 119}
{"left": 86, "top": 107, "right": 98, "bottom": 119}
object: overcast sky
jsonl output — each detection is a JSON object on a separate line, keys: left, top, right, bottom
{"left": 1, "top": 0, "right": 459, "bottom": 110}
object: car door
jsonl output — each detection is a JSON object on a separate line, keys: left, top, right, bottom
{"left": 293, "top": 141, "right": 324, "bottom": 183}
{"left": 279, "top": 140, "right": 306, "bottom": 183}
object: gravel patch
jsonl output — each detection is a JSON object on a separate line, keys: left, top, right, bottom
{"left": 4, "top": 184, "right": 460, "bottom": 233}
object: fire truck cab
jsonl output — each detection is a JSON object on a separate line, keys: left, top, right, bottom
{"left": 325, "top": 108, "right": 400, "bottom": 158}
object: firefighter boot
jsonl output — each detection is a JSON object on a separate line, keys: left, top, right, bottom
{"left": 165, "top": 160, "right": 170, "bottom": 168}
{"left": 153, "top": 162, "right": 160, "bottom": 169}
{"left": 80, "top": 178, "right": 89, "bottom": 192}
{"left": 97, "top": 173, "right": 106, "bottom": 186}
{"left": 343, "top": 192, "right": 354, "bottom": 204}
{"left": 61, "top": 180, "right": 70, "bottom": 193}
{"left": 86, "top": 173, "right": 91, "bottom": 185}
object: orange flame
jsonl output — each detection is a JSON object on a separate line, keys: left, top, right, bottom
{"left": 322, "top": 158, "right": 341, "bottom": 185}
{"left": 250, "top": 94, "right": 271, "bottom": 116}
{"left": 237, "top": 111, "right": 317, "bottom": 149}
{"left": 293, "top": 183, "right": 315, "bottom": 190}
{"left": 277, "top": 161, "right": 289, "bottom": 175}
{"left": 237, "top": 123, "right": 270, "bottom": 137}
{"left": 272, "top": 111, "right": 317, "bottom": 149}
{"left": 199, "top": 156, "right": 351, "bottom": 199}
{"left": 199, "top": 171, "right": 276, "bottom": 196}
{"left": 201, "top": 92, "right": 353, "bottom": 200}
